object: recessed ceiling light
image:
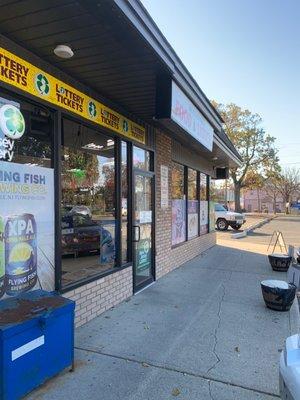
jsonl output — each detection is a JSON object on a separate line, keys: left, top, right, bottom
{"left": 54, "top": 45, "right": 74, "bottom": 59}
{"left": 82, "top": 143, "right": 103, "bottom": 151}
{"left": 212, "top": 156, "right": 218, "bottom": 161}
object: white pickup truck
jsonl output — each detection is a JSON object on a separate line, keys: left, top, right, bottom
{"left": 214, "top": 203, "right": 246, "bottom": 231}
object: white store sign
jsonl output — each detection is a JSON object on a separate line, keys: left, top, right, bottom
{"left": 139, "top": 211, "right": 152, "bottom": 223}
{"left": 161, "top": 165, "right": 169, "bottom": 209}
{"left": 171, "top": 81, "right": 214, "bottom": 151}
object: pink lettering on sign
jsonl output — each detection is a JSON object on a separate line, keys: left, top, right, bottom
{"left": 173, "top": 101, "right": 192, "bottom": 129}
{"left": 171, "top": 81, "right": 214, "bottom": 151}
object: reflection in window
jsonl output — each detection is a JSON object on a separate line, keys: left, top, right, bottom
{"left": 0, "top": 94, "right": 52, "bottom": 167}
{"left": 200, "top": 173, "right": 209, "bottom": 235}
{"left": 171, "top": 162, "right": 186, "bottom": 245}
{"left": 188, "top": 168, "right": 198, "bottom": 239}
{"left": 61, "top": 118, "right": 116, "bottom": 287}
{"left": 134, "top": 174, "right": 152, "bottom": 287}
{"left": 133, "top": 146, "right": 150, "bottom": 170}
{"left": 135, "top": 174, "right": 152, "bottom": 218}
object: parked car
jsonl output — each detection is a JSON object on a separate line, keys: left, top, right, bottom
{"left": 214, "top": 203, "right": 246, "bottom": 231}
{"left": 61, "top": 206, "right": 115, "bottom": 261}
{"left": 291, "top": 202, "right": 300, "bottom": 211}
{"left": 280, "top": 334, "right": 300, "bottom": 400}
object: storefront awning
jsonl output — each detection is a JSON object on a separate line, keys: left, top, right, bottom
{"left": 0, "top": 0, "right": 242, "bottom": 167}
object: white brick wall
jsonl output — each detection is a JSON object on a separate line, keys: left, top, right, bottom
{"left": 64, "top": 267, "right": 133, "bottom": 327}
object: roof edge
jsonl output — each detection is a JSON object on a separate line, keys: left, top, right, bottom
{"left": 113, "top": 0, "right": 225, "bottom": 131}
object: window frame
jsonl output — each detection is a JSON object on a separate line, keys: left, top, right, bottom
{"left": 199, "top": 172, "right": 209, "bottom": 236}
{"left": 58, "top": 114, "right": 133, "bottom": 293}
{"left": 0, "top": 88, "right": 55, "bottom": 168}
{"left": 0, "top": 87, "right": 57, "bottom": 291}
{"left": 187, "top": 167, "right": 199, "bottom": 240}
{"left": 171, "top": 161, "right": 187, "bottom": 247}
{"left": 0, "top": 86, "right": 154, "bottom": 293}
{"left": 171, "top": 161, "right": 211, "bottom": 248}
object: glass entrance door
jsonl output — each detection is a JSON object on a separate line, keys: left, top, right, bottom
{"left": 133, "top": 171, "right": 154, "bottom": 292}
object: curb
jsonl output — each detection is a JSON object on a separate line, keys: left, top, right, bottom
{"left": 231, "top": 215, "right": 277, "bottom": 239}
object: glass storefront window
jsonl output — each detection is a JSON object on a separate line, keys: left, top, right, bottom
{"left": 200, "top": 173, "right": 209, "bottom": 235}
{"left": 134, "top": 173, "right": 153, "bottom": 288}
{"left": 188, "top": 168, "right": 198, "bottom": 239}
{"left": 171, "top": 161, "right": 211, "bottom": 243}
{"left": 133, "top": 146, "right": 150, "bottom": 170}
{"left": 121, "top": 141, "right": 128, "bottom": 263}
{"left": 0, "top": 92, "right": 55, "bottom": 298}
{"left": 209, "top": 177, "right": 215, "bottom": 232}
{"left": 0, "top": 95, "right": 52, "bottom": 167}
{"left": 61, "top": 118, "right": 116, "bottom": 287}
{"left": 171, "top": 162, "right": 186, "bottom": 245}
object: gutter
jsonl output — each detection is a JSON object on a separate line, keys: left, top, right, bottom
{"left": 113, "top": 0, "right": 243, "bottom": 165}
{"left": 213, "top": 134, "right": 243, "bottom": 167}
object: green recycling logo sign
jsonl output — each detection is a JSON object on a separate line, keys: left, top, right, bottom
{"left": 0, "top": 104, "right": 25, "bottom": 140}
{"left": 88, "top": 101, "right": 97, "bottom": 118}
{"left": 35, "top": 73, "right": 50, "bottom": 96}
{"left": 123, "top": 119, "right": 129, "bottom": 132}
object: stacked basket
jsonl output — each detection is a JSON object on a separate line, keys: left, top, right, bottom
{"left": 268, "top": 253, "right": 292, "bottom": 272}
{"left": 261, "top": 253, "right": 295, "bottom": 311}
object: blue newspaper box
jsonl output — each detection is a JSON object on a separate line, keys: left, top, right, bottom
{"left": 0, "top": 290, "right": 75, "bottom": 400}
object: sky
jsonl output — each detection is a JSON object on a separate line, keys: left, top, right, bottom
{"left": 141, "top": 0, "right": 300, "bottom": 168}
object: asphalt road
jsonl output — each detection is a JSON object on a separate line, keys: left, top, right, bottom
{"left": 218, "top": 215, "right": 300, "bottom": 254}
{"left": 246, "top": 215, "right": 300, "bottom": 249}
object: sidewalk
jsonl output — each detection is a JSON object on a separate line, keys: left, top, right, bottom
{"left": 27, "top": 242, "right": 298, "bottom": 400}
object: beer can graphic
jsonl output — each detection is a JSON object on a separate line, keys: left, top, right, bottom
{"left": 5, "top": 214, "right": 37, "bottom": 295}
{"left": 0, "top": 217, "right": 5, "bottom": 298}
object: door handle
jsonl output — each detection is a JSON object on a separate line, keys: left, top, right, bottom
{"left": 133, "top": 225, "right": 141, "bottom": 242}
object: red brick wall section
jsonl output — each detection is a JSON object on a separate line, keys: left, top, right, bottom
{"left": 155, "top": 131, "right": 173, "bottom": 278}
{"left": 64, "top": 267, "right": 133, "bottom": 327}
{"left": 155, "top": 130, "right": 216, "bottom": 279}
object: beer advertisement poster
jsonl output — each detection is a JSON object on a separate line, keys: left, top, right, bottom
{"left": 0, "top": 161, "right": 54, "bottom": 298}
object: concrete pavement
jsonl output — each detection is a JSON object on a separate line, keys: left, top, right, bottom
{"left": 27, "top": 216, "right": 300, "bottom": 400}
{"left": 218, "top": 215, "right": 300, "bottom": 254}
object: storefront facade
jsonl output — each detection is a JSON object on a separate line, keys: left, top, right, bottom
{"left": 0, "top": 1, "right": 241, "bottom": 326}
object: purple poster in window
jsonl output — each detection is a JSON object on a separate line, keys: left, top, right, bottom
{"left": 172, "top": 199, "right": 186, "bottom": 245}
{"left": 200, "top": 200, "right": 209, "bottom": 235}
{"left": 188, "top": 200, "right": 198, "bottom": 238}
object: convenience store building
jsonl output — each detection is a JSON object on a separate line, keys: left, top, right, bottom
{"left": 0, "top": 0, "right": 242, "bottom": 326}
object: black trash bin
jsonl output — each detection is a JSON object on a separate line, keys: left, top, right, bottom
{"left": 268, "top": 253, "right": 292, "bottom": 272}
{"left": 261, "top": 280, "right": 296, "bottom": 311}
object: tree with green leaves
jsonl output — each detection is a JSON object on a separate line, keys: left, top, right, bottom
{"left": 211, "top": 102, "right": 280, "bottom": 212}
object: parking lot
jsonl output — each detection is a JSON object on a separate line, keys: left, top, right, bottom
{"left": 216, "top": 214, "right": 267, "bottom": 240}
